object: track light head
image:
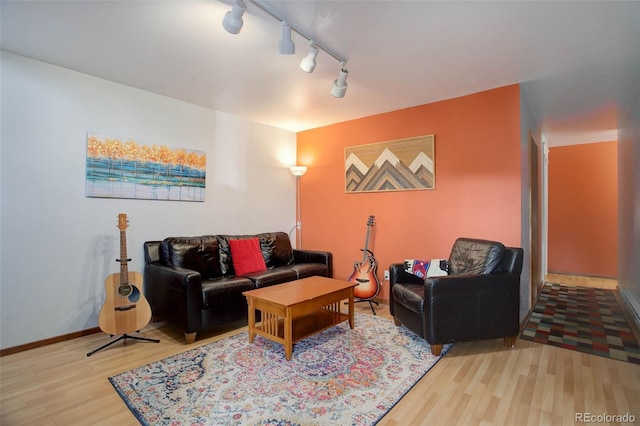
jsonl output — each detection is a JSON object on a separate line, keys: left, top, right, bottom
{"left": 331, "top": 65, "right": 348, "bottom": 98}
{"left": 300, "top": 42, "right": 319, "bottom": 73}
{"left": 222, "top": 0, "right": 246, "bottom": 35}
{"left": 279, "top": 21, "right": 295, "bottom": 54}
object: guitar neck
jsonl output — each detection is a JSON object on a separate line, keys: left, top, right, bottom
{"left": 361, "top": 225, "right": 372, "bottom": 263}
{"left": 119, "top": 229, "right": 128, "bottom": 282}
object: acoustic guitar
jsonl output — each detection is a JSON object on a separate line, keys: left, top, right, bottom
{"left": 98, "top": 214, "right": 152, "bottom": 336}
{"left": 348, "top": 215, "right": 381, "bottom": 300}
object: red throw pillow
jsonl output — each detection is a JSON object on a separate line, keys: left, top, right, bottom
{"left": 229, "top": 238, "right": 267, "bottom": 275}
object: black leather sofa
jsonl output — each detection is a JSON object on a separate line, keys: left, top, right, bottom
{"left": 143, "top": 232, "right": 332, "bottom": 343}
{"left": 389, "top": 237, "right": 523, "bottom": 355}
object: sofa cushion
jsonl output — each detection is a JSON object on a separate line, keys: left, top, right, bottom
{"left": 160, "top": 235, "right": 222, "bottom": 279}
{"left": 392, "top": 284, "right": 425, "bottom": 315}
{"left": 286, "top": 263, "right": 329, "bottom": 279}
{"left": 242, "top": 267, "right": 297, "bottom": 288}
{"left": 201, "top": 276, "right": 255, "bottom": 308}
{"left": 218, "top": 232, "right": 294, "bottom": 276}
{"left": 217, "top": 235, "right": 253, "bottom": 276}
{"left": 229, "top": 237, "right": 267, "bottom": 275}
{"left": 257, "top": 232, "right": 294, "bottom": 268}
{"left": 448, "top": 238, "right": 505, "bottom": 275}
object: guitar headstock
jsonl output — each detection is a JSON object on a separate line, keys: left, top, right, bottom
{"left": 367, "top": 215, "right": 375, "bottom": 226}
{"left": 118, "top": 213, "right": 129, "bottom": 231}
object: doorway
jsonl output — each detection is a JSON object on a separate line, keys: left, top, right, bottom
{"left": 529, "top": 134, "right": 543, "bottom": 306}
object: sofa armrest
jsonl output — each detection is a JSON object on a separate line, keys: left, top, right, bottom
{"left": 389, "top": 263, "right": 425, "bottom": 316}
{"left": 144, "top": 264, "right": 203, "bottom": 334}
{"left": 424, "top": 273, "right": 520, "bottom": 344}
{"left": 293, "top": 249, "right": 333, "bottom": 277}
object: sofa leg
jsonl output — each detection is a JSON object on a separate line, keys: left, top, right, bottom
{"left": 393, "top": 317, "right": 401, "bottom": 326}
{"left": 504, "top": 335, "right": 517, "bottom": 348}
{"left": 430, "top": 344, "right": 443, "bottom": 356}
{"left": 185, "top": 332, "right": 197, "bottom": 344}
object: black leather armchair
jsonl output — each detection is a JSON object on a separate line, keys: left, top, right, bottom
{"left": 389, "top": 238, "right": 524, "bottom": 355}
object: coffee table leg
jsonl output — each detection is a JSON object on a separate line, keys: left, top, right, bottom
{"left": 285, "top": 307, "right": 293, "bottom": 360}
{"left": 348, "top": 290, "right": 355, "bottom": 329}
{"left": 247, "top": 297, "right": 256, "bottom": 343}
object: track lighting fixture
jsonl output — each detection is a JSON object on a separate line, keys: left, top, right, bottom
{"left": 222, "top": 0, "right": 349, "bottom": 97}
{"left": 278, "top": 21, "right": 295, "bottom": 55}
{"left": 300, "top": 41, "right": 319, "bottom": 73}
{"left": 222, "top": 0, "right": 246, "bottom": 35}
{"left": 331, "top": 65, "right": 349, "bottom": 98}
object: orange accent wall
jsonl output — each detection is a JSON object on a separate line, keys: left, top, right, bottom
{"left": 297, "top": 85, "right": 522, "bottom": 301}
{"left": 548, "top": 141, "right": 618, "bottom": 277}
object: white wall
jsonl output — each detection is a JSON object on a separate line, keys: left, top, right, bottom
{"left": 0, "top": 52, "right": 297, "bottom": 350}
{"left": 618, "top": 88, "right": 640, "bottom": 328}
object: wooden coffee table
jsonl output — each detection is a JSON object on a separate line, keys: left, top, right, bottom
{"left": 243, "top": 276, "right": 357, "bottom": 360}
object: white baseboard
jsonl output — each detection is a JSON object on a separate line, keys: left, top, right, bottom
{"left": 620, "top": 288, "right": 640, "bottom": 332}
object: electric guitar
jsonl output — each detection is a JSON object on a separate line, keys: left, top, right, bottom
{"left": 348, "top": 215, "right": 381, "bottom": 300}
{"left": 98, "top": 214, "right": 152, "bottom": 335}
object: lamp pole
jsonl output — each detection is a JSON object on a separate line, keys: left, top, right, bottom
{"left": 289, "top": 166, "right": 307, "bottom": 249}
{"left": 295, "top": 175, "right": 302, "bottom": 248}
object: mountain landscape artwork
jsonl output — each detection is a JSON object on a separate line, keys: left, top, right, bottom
{"left": 86, "top": 133, "right": 206, "bottom": 201}
{"left": 345, "top": 135, "right": 435, "bottom": 193}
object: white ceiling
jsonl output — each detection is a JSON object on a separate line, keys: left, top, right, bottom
{"left": 1, "top": 1, "right": 638, "bottom": 146}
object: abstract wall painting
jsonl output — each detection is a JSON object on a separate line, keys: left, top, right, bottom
{"left": 86, "top": 133, "right": 206, "bottom": 201}
{"left": 345, "top": 135, "right": 435, "bottom": 193}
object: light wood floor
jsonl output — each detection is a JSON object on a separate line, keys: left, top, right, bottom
{"left": 546, "top": 273, "right": 618, "bottom": 290}
{"left": 2, "top": 282, "right": 639, "bottom": 425}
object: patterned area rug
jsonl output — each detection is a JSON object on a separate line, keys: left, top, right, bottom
{"left": 109, "top": 313, "right": 451, "bottom": 425}
{"left": 521, "top": 282, "right": 640, "bottom": 364}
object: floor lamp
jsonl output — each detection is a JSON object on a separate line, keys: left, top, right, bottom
{"left": 290, "top": 166, "right": 307, "bottom": 248}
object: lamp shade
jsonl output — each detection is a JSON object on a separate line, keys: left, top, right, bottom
{"left": 290, "top": 166, "right": 307, "bottom": 177}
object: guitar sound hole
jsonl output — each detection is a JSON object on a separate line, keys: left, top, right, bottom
{"left": 128, "top": 286, "right": 141, "bottom": 303}
{"left": 118, "top": 285, "right": 132, "bottom": 297}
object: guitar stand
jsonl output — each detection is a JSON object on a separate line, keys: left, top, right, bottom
{"left": 86, "top": 332, "right": 160, "bottom": 357}
{"left": 345, "top": 298, "right": 379, "bottom": 315}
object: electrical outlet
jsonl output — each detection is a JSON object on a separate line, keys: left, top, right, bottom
{"left": 383, "top": 270, "right": 390, "bottom": 281}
